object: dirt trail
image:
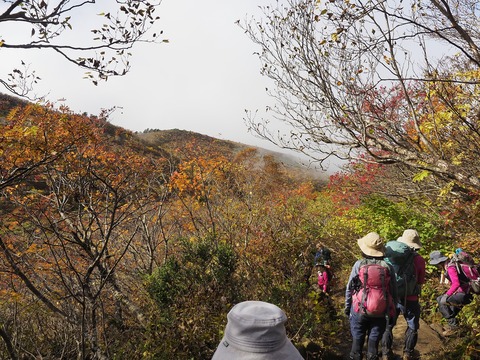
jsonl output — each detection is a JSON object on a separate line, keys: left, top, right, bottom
{"left": 390, "top": 316, "right": 444, "bottom": 359}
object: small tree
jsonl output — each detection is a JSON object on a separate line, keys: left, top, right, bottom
{"left": 0, "top": 104, "right": 163, "bottom": 358}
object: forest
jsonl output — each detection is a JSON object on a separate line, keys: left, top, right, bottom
{"left": 1, "top": 0, "right": 480, "bottom": 358}
{"left": 0, "top": 92, "right": 479, "bottom": 359}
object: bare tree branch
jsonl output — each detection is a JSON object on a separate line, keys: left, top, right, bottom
{"left": 0, "top": 0, "right": 164, "bottom": 97}
{"left": 241, "top": 0, "right": 480, "bottom": 192}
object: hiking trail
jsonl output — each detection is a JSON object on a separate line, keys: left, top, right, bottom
{"left": 390, "top": 316, "right": 444, "bottom": 359}
{"left": 324, "top": 290, "right": 447, "bottom": 359}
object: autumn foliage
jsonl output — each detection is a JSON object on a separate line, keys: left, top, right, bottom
{"left": 0, "top": 95, "right": 479, "bottom": 358}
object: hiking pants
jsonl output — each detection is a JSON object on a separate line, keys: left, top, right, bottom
{"left": 437, "top": 292, "right": 473, "bottom": 326}
{"left": 382, "top": 301, "right": 420, "bottom": 356}
{"left": 350, "top": 312, "right": 386, "bottom": 359}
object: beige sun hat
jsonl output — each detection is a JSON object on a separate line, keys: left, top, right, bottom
{"left": 212, "top": 301, "right": 303, "bottom": 360}
{"left": 357, "top": 232, "right": 385, "bottom": 257}
{"left": 397, "top": 229, "right": 422, "bottom": 250}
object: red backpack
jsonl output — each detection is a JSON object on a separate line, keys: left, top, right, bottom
{"left": 352, "top": 260, "right": 395, "bottom": 317}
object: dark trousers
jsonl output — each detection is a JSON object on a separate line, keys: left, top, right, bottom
{"left": 382, "top": 300, "right": 420, "bottom": 356}
{"left": 350, "top": 311, "right": 387, "bottom": 359}
{"left": 437, "top": 292, "right": 473, "bottom": 326}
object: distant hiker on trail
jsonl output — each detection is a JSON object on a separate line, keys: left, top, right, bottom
{"left": 316, "top": 264, "right": 330, "bottom": 294}
{"left": 314, "top": 244, "right": 332, "bottom": 266}
{"left": 429, "top": 250, "right": 474, "bottom": 337}
{"left": 345, "top": 232, "right": 398, "bottom": 360}
{"left": 313, "top": 244, "right": 334, "bottom": 292}
{"left": 381, "top": 229, "right": 426, "bottom": 360}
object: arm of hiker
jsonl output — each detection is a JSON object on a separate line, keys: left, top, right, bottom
{"left": 344, "top": 262, "right": 360, "bottom": 316}
{"left": 415, "top": 255, "right": 427, "bottom": 284}
{"left": 415, "top": 254, "right": 427, "bottom": 294}
{"left": 446, "top": 265, "right": 461, "bottom": 296}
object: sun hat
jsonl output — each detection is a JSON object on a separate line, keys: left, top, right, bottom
{"left": 397, "top": 229, "right": 422, "bottom": 250}
{"left": 429, "top": 250, "right": 449, "bottom": 265}
{"left": 357, "top": 232, "right": 385, "bottom": 257}
{"left": 212, "top": 301, "right": 303, "bottom": 360}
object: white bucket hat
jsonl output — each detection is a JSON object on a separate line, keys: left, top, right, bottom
{"left": 212, "top": 301, "right": 304, "bottom": 359}
{"left": 397, "top": 229, "right": 422, "bottom": 249}
{"left": 357, "top": 232, "right": 385, "bottom": 257}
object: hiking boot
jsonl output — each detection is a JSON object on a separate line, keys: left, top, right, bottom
{"left": 382, "top": 350, "right": 394, "bottom": 360}
{"left": 442, "top": 326, "right": 459, "bottom": 337}
{"left": 349, "top": 352, "right": 362, "bottom": 360}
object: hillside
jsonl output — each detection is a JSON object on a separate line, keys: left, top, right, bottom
{"left": 136, "top": 128, "right": 329, "bottom": 182}
{"left": 0, "top": 92, "right": 328, "bottom": 183}
{"left": 0, "top": 93, "right": 28, "bottom": 117}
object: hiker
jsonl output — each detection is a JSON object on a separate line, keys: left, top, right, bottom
{"left": 314, "top": 244, "right": 332, "bottom": 266}
{"left": 345, "top": 232, "right": 398, "bottom": 360}
{"left": 429, "top": 250, "right": 473, "bottom": 336}
{"left": 381, "top": 229, "right": 426, "bottom": 360}
{"left": 317, "top": 264, "right": 330, "bottom": 294}
{"left": 212, "top": 300, "right": 304, "bottom": 359}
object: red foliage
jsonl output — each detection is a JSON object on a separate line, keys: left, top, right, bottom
{"left": 327, "top": 160, "right": 385, "bottom": 210}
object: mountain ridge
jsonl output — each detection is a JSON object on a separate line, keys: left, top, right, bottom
{"left": 0, "top": 92, "right": 328, "bottom": 181}
{"left": 136, "top": 128, "right": 328, "bottom": 181}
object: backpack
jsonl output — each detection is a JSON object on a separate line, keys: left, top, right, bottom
{"left": 385, "top": 241, "right": 419, "bottom": 303}
{"left": 352, "top": 259, "right": 394, "bottom": 317}
{"left": 314, "top": 247, "right": 332, "bottom": 265}
{"left": 451, "top": 251, "right": 480, "bottom": 294}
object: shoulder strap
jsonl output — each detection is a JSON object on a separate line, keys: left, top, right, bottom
{"left": 378, "top": 259, "right": 389, "bottom": 269}
{"left": 360, "top": 262, "right": 369, "bottom": 313}
{"left": 455, "top": 262, "right": 471, "bottom": 283}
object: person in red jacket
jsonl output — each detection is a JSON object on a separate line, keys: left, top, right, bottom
{"left": 429, "top": 250, "right": 473, "bottom": 336}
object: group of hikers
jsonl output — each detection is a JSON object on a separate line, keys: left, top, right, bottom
{"left": 339, "top": 229, "right": 479, "bottom": 360}
{"left": 210, "top": 230, "right": 478, "bottom": 360}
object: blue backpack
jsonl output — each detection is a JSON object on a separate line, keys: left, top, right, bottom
{"left": 385, "top": 240, "right": 419, "bottom": 304}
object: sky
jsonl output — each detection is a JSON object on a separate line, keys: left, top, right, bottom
{"left": 2, "top": 0, "right": 295, "bottom": 156}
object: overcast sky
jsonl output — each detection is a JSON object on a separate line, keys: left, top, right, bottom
{"left": 2, "top": 0, "right": 293, "bottom": 154}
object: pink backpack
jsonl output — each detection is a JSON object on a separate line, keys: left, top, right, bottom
{"left": 352, "top": 260, "right": 394, "bottom": 317}
{"left": 452, "top": 251, "right": 480, "bottom": 294}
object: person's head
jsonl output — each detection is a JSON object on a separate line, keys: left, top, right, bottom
{"left": 397, "top": 229, "right": 422, "bottom": 250}
{"left": 212, "top": 301, "right": 303, "bottom": 360}
{"left": 429, "top": 250, "right": 449, "bottom": 268}
{"left": 357, "top": 232, "right": 385, "bottom": 258}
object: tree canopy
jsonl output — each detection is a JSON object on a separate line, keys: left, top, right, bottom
{"left": 241, "top": 0, "right": 480, "bottom": 193}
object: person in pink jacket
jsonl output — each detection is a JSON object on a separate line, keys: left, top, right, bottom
{"left": 429, "top": 250, "right": 473, "bottom": 336}
{"left": 317, "top": 264, "right": 330, "bottom": 293}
